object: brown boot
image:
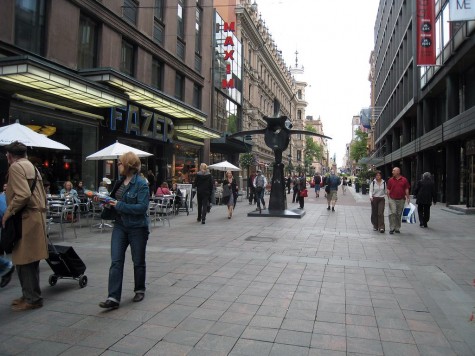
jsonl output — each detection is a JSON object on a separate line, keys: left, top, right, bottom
{"left": 11, "top": 300, "right": 43, "bottom": 311}
{"left": 11, "top": 297, "right": 25, "bottom": 306}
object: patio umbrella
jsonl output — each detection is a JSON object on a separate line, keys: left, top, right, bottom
{"left": 0, "top": 122, "right": 70, "bottom": 150}
{"left": 208, "top": 160, "right": 241, "bottom": 171}
{"left": 85, "top": 141, "right": 153, "bottom": 160}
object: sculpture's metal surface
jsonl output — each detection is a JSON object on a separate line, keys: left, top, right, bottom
{"left": 229, "top": 115, "right": 331, "bottom": 218}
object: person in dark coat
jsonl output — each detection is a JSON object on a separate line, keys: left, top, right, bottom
{"left": 194, "top": 163, "right": 213, "bottom": 224}
{"left": 413, "top": 172, "right": 436, "bottom": 228}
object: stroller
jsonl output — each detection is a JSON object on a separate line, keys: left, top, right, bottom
{"left": 46, "top": 238, "right": 88, "bottom": 288}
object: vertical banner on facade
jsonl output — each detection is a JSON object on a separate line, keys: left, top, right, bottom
{"left": 416, "top": 0, "right": 436, "bottom": 66}
{"left": 449, "top": 0, "right": 475, "bottom": 21}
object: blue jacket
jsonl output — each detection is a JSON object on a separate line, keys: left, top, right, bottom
{"left": 114, "top": 174, "right": 150, "bottom": 228}
{"left": 328, "top": 174, "right": 341, "bottom": 191}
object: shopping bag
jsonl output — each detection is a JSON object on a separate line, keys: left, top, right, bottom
{"left": 402, "top": 202, "right": 416, "bottom": 223}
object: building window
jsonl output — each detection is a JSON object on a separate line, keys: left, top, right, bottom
{"left": 14, "top": 0, "right": 46, "bottom": 55}
{"left": 297, "top": 110, "right": 302, "bottom": 120}
{"left": 297, "top": 89, "right": 302, "bottom": 99}
{"left": 192, "top": 83, "right": 201, "bottom": 109}
{"left": 297, "top": 150, "right": 302, "bottom": 161}
{"left": 152, "top": 58, "right": 163, "bottom": 90}
{"left": 77, "top": 14, "right": 98, "bottom": 69}
{"left": 154, "top": 0, "right": 164, "bottom": 20}
{"left": 123, "top": 0, "right": 137, "bottom": 25}
{"left": 175, "top": 72, "right": 184, "bottom": 100}
{"left": 177, "top": 0, "right": 185, "bottom": 39}
{"left": 195, "top": 5, "right": 202, "bottom": 54}
{"left": 153, "top": 0, "right": 165, "bottom": 45}
{"left": 120, "top": 39, "right": 135, "bottom": 76}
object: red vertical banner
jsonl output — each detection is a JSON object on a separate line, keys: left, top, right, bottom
{"left": 416, "top": 0, "right": 436, "bottom": 66}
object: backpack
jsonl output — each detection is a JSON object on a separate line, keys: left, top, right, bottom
{"left": 256, "top": 175, "right": 265, "bottom": 188}
{"left": 314, "top": 175, "right": 321, "bottom": 185}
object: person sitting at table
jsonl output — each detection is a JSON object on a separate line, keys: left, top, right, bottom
{"left": 155, "top": 182, "right": 171, "bottom": 196}
{"left": 60, "top": 181, "right": 80, "bottom": 203}
{"left": 75, "top": 180, "right": 85, "bottom": 200}
{"left": 170, "top": 183, "right": 183, "bottom": 212}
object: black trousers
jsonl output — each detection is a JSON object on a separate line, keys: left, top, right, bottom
{"left": 298, "top": 195, "right": 304, "bottom": 208}
{"left": 292, "top": 188, "right": 299, "bottom": 203}
{"left": 248, "top": 188, "right": 256, "bottom": 204}
{"left": 197, "top": 194, "right": 210, "bottom": 222}
{"left": 418, "top": 203, "right": 431, "bottom": 226}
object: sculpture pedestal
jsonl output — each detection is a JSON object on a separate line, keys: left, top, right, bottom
{"left": 247, "top": 162, "right": 305, "bottom": 219}
{"left": 247, "top": 208, "right": 306, "bottom": 219}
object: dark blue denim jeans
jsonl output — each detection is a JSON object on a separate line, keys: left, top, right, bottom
{"left": 108, "top": 222, "right": 148, "bottom": 302}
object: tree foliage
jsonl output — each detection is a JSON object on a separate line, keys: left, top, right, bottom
{"left": 350, "top": 128, "right": 368, "bottom": 163}
{"left": 239, "top": 152, "right": 257, "bottom": 169}
{"left": 303, "top": 125, "right": 322, "bottom": 165}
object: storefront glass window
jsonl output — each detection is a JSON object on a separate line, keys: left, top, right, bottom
{"left": 10, "top": 109, "right": 98, "bottom": 194}
{"left": 172, "top": 143, "right": 199, "bottom": 184}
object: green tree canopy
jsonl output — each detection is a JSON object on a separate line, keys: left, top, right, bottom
{"left": 350, "top": 128, "right": 368, "bottom": 163}
{"left": 303, "top": 125, "right": 323, "bottom": 170}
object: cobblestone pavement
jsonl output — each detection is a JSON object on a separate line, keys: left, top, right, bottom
{"left": 1, "top": 186, "right": 475, "bottom": 355}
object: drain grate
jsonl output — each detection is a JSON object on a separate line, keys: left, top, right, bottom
{"left": 245, "top": 236, "right": 276, "bottom": 242}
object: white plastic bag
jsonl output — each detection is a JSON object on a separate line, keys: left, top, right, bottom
{"left": 402, "top": 202, "right": 416, "bottom": 223}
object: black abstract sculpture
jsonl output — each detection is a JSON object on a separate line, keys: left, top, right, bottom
{"left": 229, "top": 115, "right": 331, "bottom": 218}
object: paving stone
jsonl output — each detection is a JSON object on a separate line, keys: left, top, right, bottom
{"left": 308, "top": 348, "right": 345, "bottom": 356}
{"left": 145, "top": 341, "right": 192, "bottom": 355}
{"left": 312, "top": 321, "right": 346, "bottom": 336}
{"left": 379, "top": 328, "right": 416, "bottom": 344}
{"left": 269, "top": 343, "right": 310, "bottom": 356}
{"left": 310, "top": 333, "right": 346, "bottom": 352}
{"left": 231, "top": 338, "right": 273, "bottom": 355}
{"left": 346, "top": 314, "right": 377, "bottom": 327}
{"left": 241, "top": 326, "right": 278, "bottom": 342}
{"left": 58, "top": 345, "right": 103, "bottom": 356}
{"left": 275, "top": 329, "right": 312, "bottom": 347}
{"left": 281, "top": 318, "right": 315, "bottom": 333}
{"left": 109, "top": 335, "right": 158, "bottom": 355}
{"left": 315, "top": 311, "right": 345, "bottom": 324}
{"left": 411, "top": 330, "right": 452, "bottom": 348}
{"left": 346, "top": 337, "right": 384, "bottom": 355}
{"left": 346, "top": 325, "right": 380, "bottom": 340}
{"left": 207, "top": 322, "right": 246, "bottom": 338}
{"left": 163, "top": 329, "right": 204, "bottom": 346}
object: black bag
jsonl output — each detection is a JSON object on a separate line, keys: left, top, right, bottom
{"left": 1, "top": 168, "right": 38, "bottom": 254}
{"left": 99, "top": 177, "right": 124, "bottom": 221}
{"left": 325, "top": 185, "right": 330, "bottom": 194}
{"left": 1, "top": 213, "right": 23, "bottom": 254}
{"left": 101, "top": 206, "right": 117, "bottom": 220}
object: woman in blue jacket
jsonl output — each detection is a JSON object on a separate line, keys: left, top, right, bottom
{"left": 99, "top": 152, "right": 150, "bottom": 309}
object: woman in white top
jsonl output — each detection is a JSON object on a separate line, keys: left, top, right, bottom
{"left": 369, "top": 171, "right": 387, "bottom": 233}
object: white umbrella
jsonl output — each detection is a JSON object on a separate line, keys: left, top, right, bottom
{"left": 208, "top": 160, "right": 241, "bottom": 171}
{"left": 0, "top": 122, "right": 70, "bottom": 150}
{"left": 86, "top": 141, "right": 153, "bottom": 160}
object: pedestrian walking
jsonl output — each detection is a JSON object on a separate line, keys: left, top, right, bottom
{"left": 386, "top": 167, "right": 411, "bottom": 234}
{"left": 194, "top": 163, "right": 213, "bottom": 224}
{"left": 248, "top": 172, "right": 256, "bottom": 205}
{"left": 253, "top": 170, "right": 267, "bottom": 212}
{"left": 369, "top": 171, "right": 386, "bottom": 233}
{"left": 286, "top": 174, "right": 292, "bottom": 194}
{"left": 297, "top": 176, "right": 307, "bottom": 209}
{"left": 413, "top": 172, "right": 437, "bottom": 228}
{"left": 313, "top": 173, "right": 322, "bottom": 198}
{"left": 326, "top": 170, "right": 341, "bottom": 211}
{"left": 2, "top": 141, "right": 48, "bottom": 310}
{"left": 99, "top": 151, "right": 149, "bottom": 309}
{"left": 222, "top": 170, "right": 238, "bottom": 218}
{"left": 291, "top": 175, "right": 299, "bottom": 203}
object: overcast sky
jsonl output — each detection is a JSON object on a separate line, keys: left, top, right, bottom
{"left": 254, "top": 0, "right": 380, "bottom": 166}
